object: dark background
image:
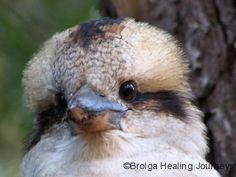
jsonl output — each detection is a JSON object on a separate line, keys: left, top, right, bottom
{"left": 98, "top": 0, "right": 236, "bottom": 176}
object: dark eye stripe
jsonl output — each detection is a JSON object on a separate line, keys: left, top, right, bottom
{"left": 25, "top": 94, "right": 68, "bottom": 152}
{"left": 130, "top": 91, "right": 187, "bottom": 119}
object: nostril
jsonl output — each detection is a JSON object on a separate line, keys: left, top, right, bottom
{"left": 99, "top": 94, "right": 106, "bottom": 98}
{"left": 127, "top": 106, "right": 133, "bottom": 111}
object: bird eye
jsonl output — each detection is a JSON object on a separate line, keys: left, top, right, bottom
{"left": 119, "top": 80, "right": 137, "bottom": 101}
{"left": 56, "top": 93, "right": 67, "bottom": 109}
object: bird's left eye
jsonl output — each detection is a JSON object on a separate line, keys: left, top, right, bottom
{"left": 119, "top": 80, "right": 137, "bottom": 101}
{"left": 56, "top": 93, "right": 67, "bottom": 109}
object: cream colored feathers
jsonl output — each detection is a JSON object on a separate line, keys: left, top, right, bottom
{"left": 21, "top": 18, "right": 221, "bottom": 177}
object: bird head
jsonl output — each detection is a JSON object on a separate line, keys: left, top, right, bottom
{"left": 23, "top": 18, "right": 207, "bottom": 159}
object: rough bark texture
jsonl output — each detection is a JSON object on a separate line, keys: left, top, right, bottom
{"left": 98, "top": 0, "right": 236, "bottom": 176}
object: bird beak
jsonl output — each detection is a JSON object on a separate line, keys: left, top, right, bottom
{"left": 68, "top": 86, "right": 127, "bottom": 132}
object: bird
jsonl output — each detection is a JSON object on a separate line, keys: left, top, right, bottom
{"left": 21, "top": 17, "right": 221, "bottom": 177}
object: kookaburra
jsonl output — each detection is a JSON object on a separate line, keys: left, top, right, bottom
{"left": 21, "top": 18, "right": 221, "bottom": 177}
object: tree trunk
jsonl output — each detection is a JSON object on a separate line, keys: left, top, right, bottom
{"left": 98, "top": 0, "right": 236, "bottom": 176}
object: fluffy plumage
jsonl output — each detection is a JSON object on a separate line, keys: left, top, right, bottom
{"left": 21, "top": 18, "right": 220, "bottom": 177}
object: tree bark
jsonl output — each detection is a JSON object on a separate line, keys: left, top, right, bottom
{"left": 98, "top": 0, "right": 236, "bottom": 176}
